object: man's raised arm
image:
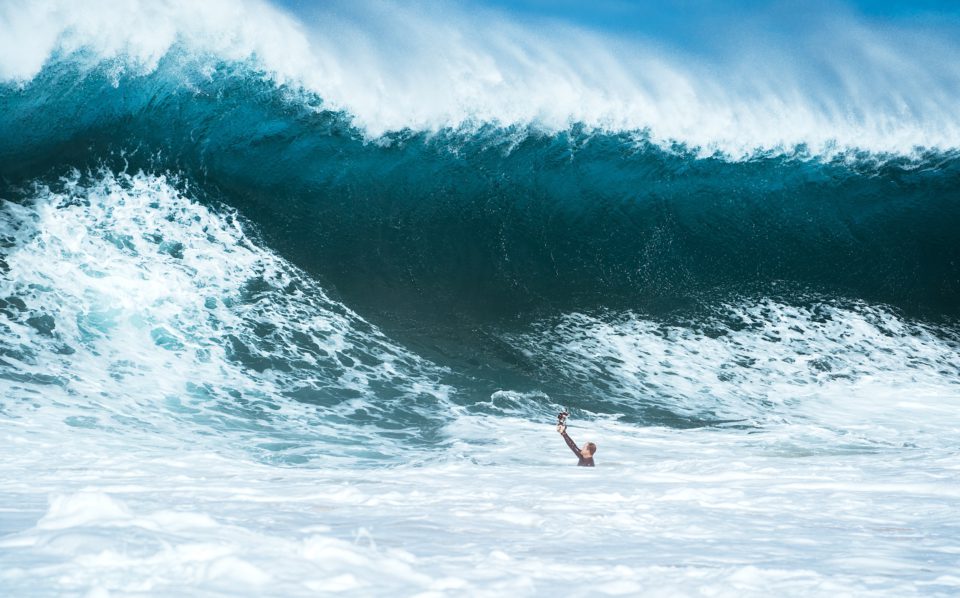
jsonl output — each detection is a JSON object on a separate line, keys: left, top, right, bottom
{"left": 558, "top": 425, "right": 581, "bottom": 457}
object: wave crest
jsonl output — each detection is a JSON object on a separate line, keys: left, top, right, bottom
{"left": 3, "top": 0, "right": 960, "bottom": 155}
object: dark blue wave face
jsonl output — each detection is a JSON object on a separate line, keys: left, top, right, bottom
{"left": 2, "top": 54, "right": 959, "bottom": 330}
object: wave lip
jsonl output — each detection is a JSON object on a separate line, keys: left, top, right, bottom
{"left": 3, "top": 0, "right": 960, "bottom": 156}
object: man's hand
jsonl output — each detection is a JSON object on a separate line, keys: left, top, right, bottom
{"left": 556, "top": 423, "right": 567, "bottom": 434}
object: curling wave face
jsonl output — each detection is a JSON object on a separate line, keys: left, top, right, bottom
{"left": 2, "top": 0, "right": 960, "bottom": 322}
{"left": 2, "top": 172, "right": 957, "bottom": 436}
{"left": 2, "top": 58, "right": 959, "bottom": 321}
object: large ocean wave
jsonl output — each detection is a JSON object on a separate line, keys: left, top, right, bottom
{"left": 3, "top": 57, "right": 960, "bottom": 324}
{"left": 1, "top": 0, "right": 958, "bottom": 445}
{"left": 2, "top": 1, "right": 960, "bottom": 595}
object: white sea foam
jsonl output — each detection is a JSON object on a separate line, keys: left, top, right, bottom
{"left": 0, "top": 173, "right": 959, "bottom": 595}
{"left": 0, "top": 171, "right": 452, "bottom": 460}
{"left": 2, "top": 417, "right": 959, "bottom": 596}
{"left": 1, "top": 0, "right": 959, "bottom": 156}
{"left": 504, "top": 303, "right": 960, "bottom": 443}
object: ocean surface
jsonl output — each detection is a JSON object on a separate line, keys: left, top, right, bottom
{"left": 1, "top": 1, "right": 959, "bottom": 595}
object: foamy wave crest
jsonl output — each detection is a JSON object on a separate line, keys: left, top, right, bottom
{"left": 0, "top": 171, "right": 453, "bottom": 462}
{"left": 499, "top": 301, "right": 960, "bottom": 447}
{"left": 2, "top": 0, "right": 960, "bottom": 156}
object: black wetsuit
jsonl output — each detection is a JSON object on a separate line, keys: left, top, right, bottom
{"left": 561, "top": 430, "right": 595, "bottom": 467}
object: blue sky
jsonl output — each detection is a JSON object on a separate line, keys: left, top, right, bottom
{"left": 489, "top": 1, "right": 960, "bottom": 50}
{"left": 274, "top": 0, "right": 960, "bottom": 56}
{"left": 275, "top": 1, "right": 960, "bottom": 28}
{"left": 476, "top": 0, "right": 960, "bottom": 23}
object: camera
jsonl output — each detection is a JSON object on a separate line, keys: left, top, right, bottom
{"left": 557, "top": 409, "right": 569, "bottom": 426}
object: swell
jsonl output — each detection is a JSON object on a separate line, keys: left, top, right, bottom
{"left": 2, "top": 57, "right": 960, "bottom": 327}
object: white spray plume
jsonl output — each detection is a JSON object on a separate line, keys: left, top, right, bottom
{"left": 1, "top": 0, "right": 959, "bottom": 157}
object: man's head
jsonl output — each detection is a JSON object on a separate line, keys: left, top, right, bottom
{"left": 581, "top": 442, "right": 597, "bottom": 458}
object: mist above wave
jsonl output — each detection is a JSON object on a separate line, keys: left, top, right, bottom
{"left": 2, "top": 0, "right": 960, "bottom": 157}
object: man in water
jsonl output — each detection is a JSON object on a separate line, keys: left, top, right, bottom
{"left": 557, "top": 421, "right": 596, "bottom": 466}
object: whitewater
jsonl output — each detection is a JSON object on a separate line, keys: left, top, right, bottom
{"left": 1, "top": 0, "right": 959, "bottom": 596}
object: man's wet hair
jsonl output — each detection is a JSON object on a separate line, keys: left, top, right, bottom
{"left": 585, "top": 442, "right": 597, "bottom": 454}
